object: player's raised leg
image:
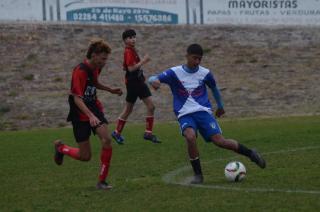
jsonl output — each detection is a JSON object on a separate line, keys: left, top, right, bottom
{"left": 211, "top": 134, "right": 266, "bottom": 169}
{"left": 53, "top": 121, "right": 94, "bottom": 165}
{"left": 53, "top": 139, "right": 92, "bottom": 165}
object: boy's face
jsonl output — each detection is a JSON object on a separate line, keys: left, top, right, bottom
{"left": 186, "top": 54, "right": 202, "bottom": 69}
{"left": 91, "top": 52, "right": 109, "bottom": 68}
{"left": 124, "top": 36, "right": 136, "bottom": 47}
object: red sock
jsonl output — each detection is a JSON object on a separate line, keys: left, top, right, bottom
{"left": 115, "top": 118, "right": 126, "bottom": 134}
{"left": 145, "top": 116, "right": 154, "bottom": 134}
{"left": 99, "top": 147, "right": 112, "bottom": 182}
{"left": 58, "top": 144, "right": 80, "bottom": 160}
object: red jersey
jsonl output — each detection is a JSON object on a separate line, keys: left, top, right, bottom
{"left": 123, "top": 46, "right": 140, "bottom": 71}
{"left": 123, "top": 46, "right": 145, "bottom": 84}
{"left": 70, "top": 60, "right": 104, "bottom": 121}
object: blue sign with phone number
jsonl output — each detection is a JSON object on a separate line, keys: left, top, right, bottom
{"left": 66, "top": 7, "right": 178, "bottom": 24}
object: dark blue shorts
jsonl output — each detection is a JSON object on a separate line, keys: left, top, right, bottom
{"left": 178, "top": 111, "right": 222, "bottom": 142}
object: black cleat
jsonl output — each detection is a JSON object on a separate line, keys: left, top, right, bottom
{"left": 54, "top": 140, "right": 64, "bottom": 165}
{"left": 143, "top": 133, "right": 161, "bottom": 143}
{"left": 250, "top": 149, "right": 266, "bottom": 169}
{"left": 96, "top": 181, "right": 113, "bottom": 190}
{"left": 190, "top": 175, "right": 204, "bottom": 184}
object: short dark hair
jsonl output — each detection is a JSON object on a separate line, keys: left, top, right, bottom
{"left": 122, "top": 29, "right": 136, "bottom": 40}
{"left": 187, "top": 44, "right": 203, "bottom": 56}
{"left": 86, "top": 38, "right": 111, "bottom": 59}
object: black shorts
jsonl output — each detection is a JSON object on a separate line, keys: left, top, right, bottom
{"left": 126, "top": 82, "right": 152, "bottom": 103}
{"left": 72, "top": 117, "right": 108, "bottom": 143}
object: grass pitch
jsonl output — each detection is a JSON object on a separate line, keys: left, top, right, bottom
{"left": 1, "top": 116, "right": 320, "bottom": 211}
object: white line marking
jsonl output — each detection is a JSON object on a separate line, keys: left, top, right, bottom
{"left": 162, "top": 145, "right": 320, "bottom": 195}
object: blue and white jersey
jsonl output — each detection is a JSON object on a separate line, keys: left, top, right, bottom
{"left": 158, "top": 65, "right": 217, "bottom": 118}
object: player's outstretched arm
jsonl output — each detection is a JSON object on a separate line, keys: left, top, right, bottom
{"left": 128, "top": 54, "right": 151, "bottom": 72}
{"left": 211, "top": 86, "right": 224, "bottom": 108}
{"left": 148, "top": 75, "right": 161, "bottom": 90}
{"left": 94, "top": 80, "right": 123, "bottom": 96}
{"left": 211, "top": 86, "right": 225, "bottom": 118}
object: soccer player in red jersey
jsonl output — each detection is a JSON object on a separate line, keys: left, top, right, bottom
{"left": 53, "top": 38, "right": 122, "bottom": 190}
{"left": 112, "top": 29, "right": 160, "bottom": 144}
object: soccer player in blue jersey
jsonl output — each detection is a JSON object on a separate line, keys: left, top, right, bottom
{"left": 148, "top": 44, "right": 266, "bottom": 184}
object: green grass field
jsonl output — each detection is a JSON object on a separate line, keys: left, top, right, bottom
{"left": 1, "top": 116, "right": 320, "bottom": 212}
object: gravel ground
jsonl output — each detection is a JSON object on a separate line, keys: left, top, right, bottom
{"left": 0, "top": 22, "right": 319, "bottom": 130}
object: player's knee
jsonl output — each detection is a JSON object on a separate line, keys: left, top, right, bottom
{"left": 80, "top": 154, "right": 91, "bottom": 161}
{"left": 185, "top": 133, "right": 197, "bottom": 143}
{"left": 129, "top": 106, "right": 134, "bottom": 113}
{"left": 125, "top": 107, "right": 133, "bottom": 116}
{"left": 183, "top": 128, "right": 196, "bottom": 142}
{"left": 212, "top": 135, "right": 225, "bottom": 146}
{"left": 101, "top": 137, "right": 112, "bottom": 147}
{"left": 147, "top": 104, "right": 155, "bottom": 113}
{"left": 151, "top": 104, "right": 155, "bottom": 113}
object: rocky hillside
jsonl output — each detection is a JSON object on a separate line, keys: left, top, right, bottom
{"left": 0, "top": 22, "right": 319, "bottom": 130}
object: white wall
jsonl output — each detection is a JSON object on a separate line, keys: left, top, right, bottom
{"left": 1, "top": 0, "right": 320, "bottom": 25}
{"left": 203, "top": 0, "right": 320, "bottom": 25}
{"left": 0, "top": 0, "right": 43, "bottom": 21}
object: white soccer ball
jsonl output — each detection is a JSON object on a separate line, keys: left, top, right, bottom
{"left": 224, "top": 161, "right": 246, "bottom": 182}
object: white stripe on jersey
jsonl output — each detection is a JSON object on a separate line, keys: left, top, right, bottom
{"left": 171, "top": 65, "right": 212, "bottom": 118}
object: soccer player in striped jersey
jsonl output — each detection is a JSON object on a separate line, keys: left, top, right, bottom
{"left": 148, "top": 44, "right": 266, "bottom": 184}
